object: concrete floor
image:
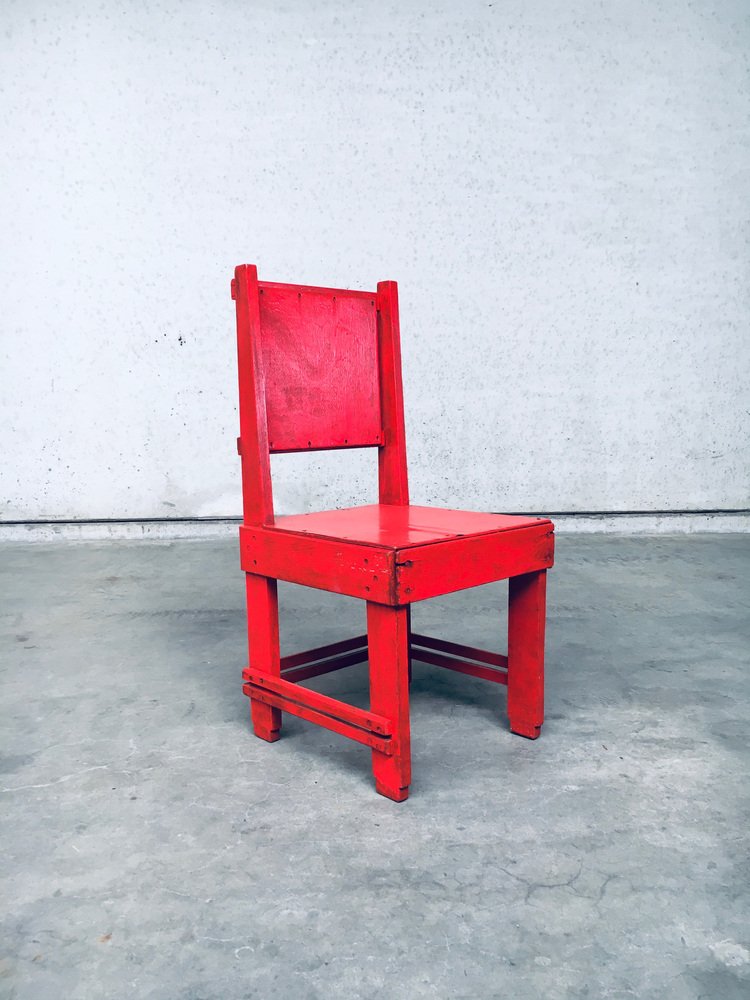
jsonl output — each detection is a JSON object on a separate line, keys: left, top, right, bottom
{"left": 1, "top": 535, "right": 748, "bottom": 1000}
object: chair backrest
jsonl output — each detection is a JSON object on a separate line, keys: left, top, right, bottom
{"left": 232, "top": 264, "right": 409, "bottom": 524}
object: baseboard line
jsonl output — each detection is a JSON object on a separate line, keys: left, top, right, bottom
{"left": 1, "top": 510, "right": 748, "bottom": 541}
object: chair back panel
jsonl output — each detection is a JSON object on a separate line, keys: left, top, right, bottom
{"left": 258, "top": 282, "right": 382, "bottom": 453}
{"left": 233, "top": 264, "right": 408, "bottom": 523}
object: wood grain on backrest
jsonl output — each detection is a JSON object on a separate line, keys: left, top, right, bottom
{"left": 258, "top": 282, "right": 382, "bottom": 453}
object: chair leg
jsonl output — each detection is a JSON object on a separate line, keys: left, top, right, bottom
{"left": 367, "top": 603, "right": 411, "bottom": 801}
{"left": 245, "top": 573, "right": 282, "bottom": 742}
{"left": 507, "top": 570, "right": 547, "bottom": 739}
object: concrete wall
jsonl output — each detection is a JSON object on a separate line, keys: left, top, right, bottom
{"left": 2, "top": 0, "right": 748, "bottom": 522}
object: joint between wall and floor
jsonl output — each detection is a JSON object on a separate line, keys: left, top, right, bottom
{"left": 0, "top": 511, "right": 748, "bottom": 542}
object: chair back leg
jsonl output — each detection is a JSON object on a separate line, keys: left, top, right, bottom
{"left": 507, "top": 570, "right": 547, "bottom": 739}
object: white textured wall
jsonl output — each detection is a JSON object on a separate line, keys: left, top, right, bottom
{"left": 2, "top": 0, "right": 748, "bottom": 521}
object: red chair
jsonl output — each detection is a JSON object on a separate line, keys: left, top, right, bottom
{"left": 232, "top": 264, "right": 554, "bottom": 801}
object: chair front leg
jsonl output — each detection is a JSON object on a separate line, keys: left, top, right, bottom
{"left": 367, "top": 602, "right": 411, "bottom": 801}
{"left": 507, "top": 570, "right": 547, "bottom": 739}
{"left": 246, "top": 573, "right": 282, "bottom": 742}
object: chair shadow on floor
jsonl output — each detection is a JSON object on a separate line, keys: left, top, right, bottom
{"left": 228, "top": 648, "right": 511, "bottom": 794}
{"left": 206, "top": 573, "right": 551, "bottom": 795}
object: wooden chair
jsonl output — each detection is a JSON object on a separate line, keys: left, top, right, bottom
{"left": 232, "top": 264, "right": 554, "bottom": 801}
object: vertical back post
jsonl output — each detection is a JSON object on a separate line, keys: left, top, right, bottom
{"left": 376, "top": 280, "right": 409, "bottom": 505}
{"left": 233, "top": 264, "right": 274, "bottom": 524}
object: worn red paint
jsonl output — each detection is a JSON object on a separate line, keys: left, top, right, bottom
{"left": 233, "top": 264, "right": 554, "bottom": 801}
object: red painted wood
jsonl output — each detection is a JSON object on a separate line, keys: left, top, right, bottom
{"left": 272, "top": 504, "right": 548, "bottom": 548}
{"left": 281, "top": 648, "right": 369, "bottom": 684}
{"left": 410, "top": 647, "right": 508, "bottom": 684}
{"left": 242, "top": 515, "right": 552, "bottom": 606}
{"left": 258, "top": 283, "right": 381, "bottom": 453}
{"left": 507, "top": 570, "right": 547, "bottom": 739}
{"left": 376, "top": 281, "right": 409, "bottom": 504}
{"left": 245, "top": 574, "right": 282, "bottom": 741}
{"left": 280, "top": 634, "right": 368, "bottom": 670}
{"left": 244, "top": 686, "right": 393, "bottom": 755}
{"left": 367, "top": 603, "right": 411, "bottom": 801}
{"left": 410, "top": 633, "right": 509, "bottom": 669}
{"left": 240, "top": 525, "right": 396, "bottom": 603}
{"left": 395, "top": 522, "right": 554, "bottom": 603}
{"left": 234, "top": 265, "right": 274, "bottom": 524}
{"left": 243, "top": 669, "right": 392, "bottom": 736}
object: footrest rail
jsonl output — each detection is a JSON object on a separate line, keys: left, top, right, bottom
{"left": 243, "top": 669, "right": 393, "bottom": 754}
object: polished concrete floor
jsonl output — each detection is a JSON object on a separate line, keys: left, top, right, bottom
{"left": 1, "top": 535, "right": 748, "bottom": 1000}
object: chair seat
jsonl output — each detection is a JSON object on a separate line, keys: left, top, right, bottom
{"left": 240, "top": 504, "right": 554, "bottom": 605}
{"left": 271, "top": 503, "right": 549, "bottom": 549}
